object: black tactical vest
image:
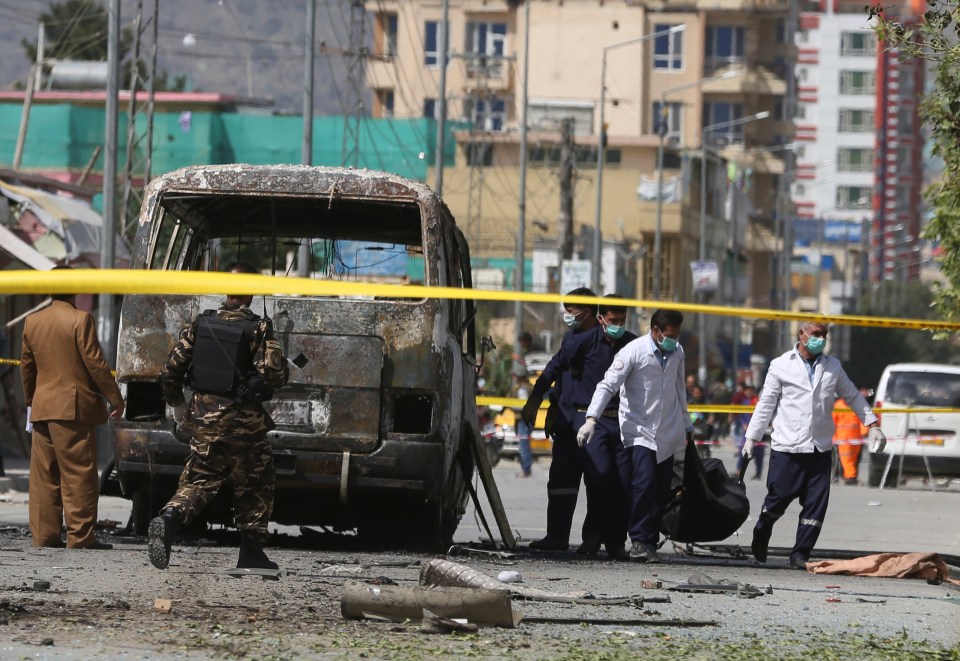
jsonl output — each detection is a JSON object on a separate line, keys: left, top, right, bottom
{"left": 188, "top": 309, "right": 259, "bottom": 398}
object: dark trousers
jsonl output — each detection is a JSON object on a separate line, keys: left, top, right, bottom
{"left": 575, "top": 413, "right": 629, "bottom": 551}
{"left": 755, "top": 449, "right": 832, "bottom": 561}
{"left": 626, "top": 445, "right": 675, "bottom": 545}
{"left": 544, "top": 423, "right": 589, "bottom": 544}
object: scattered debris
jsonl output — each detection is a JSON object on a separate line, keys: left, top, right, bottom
{"left": 521, "top": 615, "right": 717, "bottom": 627}
{"left": 341, "top": 581, "right": 521, "bottom": 627}
{"left": 497, "top": 570, "right": 522, "bottom": 583}
{"left": 641, "top": 580, "right": 663, "bottom": 590}
{"left": 318, "top": 565, "right": 365, "bottom": 578}
{"left": 221, "top": 567, "right": 285, "bottom": 581}
{"left": 854, "top": 597, "right": 887, "bottom": 604}
{"left": 152, "top": 598, "right": 172, "bottom": 614}
{"left": 39, "top": 638, "right": 54, "bottom": 646}
{"left": 669, "top": 572, "right": 766, "bottom": 598}
{"left": 368, "top": 576, "right": 398, "bottom": 586}
{"left": 421, "top": 609, "right": 479, "bottom": 634}
{"left": 445, "top": 545, "right": 517, "bottom": 561}
{"left": 32, "top": 581, "right": 49, "bottom": 592}
{"left": 421, "top": 558, "right": 590, "bottom": 601}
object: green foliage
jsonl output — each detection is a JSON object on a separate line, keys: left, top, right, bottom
{"left": 872, "top": 5, "right": 960, "bottom": 324}
{"left": 846, "top": 280, "right": 960, "bottom": 388}
{"left": 21, "top": 0, "right": 132, "bottom": 64}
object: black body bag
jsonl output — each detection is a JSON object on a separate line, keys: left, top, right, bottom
{"left": 659, "top": 438, "right": 750, "bottom": 543}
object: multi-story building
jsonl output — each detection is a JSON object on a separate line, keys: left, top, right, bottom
{"left": 365, "top": 0, "right": 795, "bottom": 365}
{"left": 789, "top": 0, "right": 924, "bottom": 317}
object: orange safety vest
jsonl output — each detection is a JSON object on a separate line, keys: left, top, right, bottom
{"left": 832, "top": 403, "right": 864, "bottom": 442}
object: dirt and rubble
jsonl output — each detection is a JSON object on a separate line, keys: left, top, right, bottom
{"left": 1, "top": 513, "right": 958, "bottom": 661}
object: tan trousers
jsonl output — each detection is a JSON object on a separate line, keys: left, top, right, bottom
{"left": 29, "top": 420, "right": 99, "bottom": 548}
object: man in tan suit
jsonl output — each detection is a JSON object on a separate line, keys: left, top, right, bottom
{"left": 20, "top": 266, "right": 125, "bottom": 549}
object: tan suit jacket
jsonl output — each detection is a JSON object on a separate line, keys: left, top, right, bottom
{"left": 21, "top": 300, "right": 123, "bottom": 424}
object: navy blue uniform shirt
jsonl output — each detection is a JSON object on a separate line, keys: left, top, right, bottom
{"left": 559, "top": 325, "right": 638, "bottom": 412}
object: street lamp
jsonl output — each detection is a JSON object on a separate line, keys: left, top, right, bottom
{"left": 592, "top": 24, "right": 686, "bottom": 294}
{"left": 696, "top": 110, "right": 769, "bottom": 385}
{"left": 653, "top": 69, "right": 740, "bottom": 300}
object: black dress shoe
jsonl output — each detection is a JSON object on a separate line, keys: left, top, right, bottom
{"left": 751, "top": 527, "right": 771, "bottom": 564}
{"left": 576, "top": 535, "right": 601, "bottom": 557}
{"left": 79, "top": 540, "right": 113, "bottom": 550}
{"left": 789, "top": 555, "right": 809, "bottom": 570}
{"left": 529, "top": 536, "right": 569, "bottom": 551}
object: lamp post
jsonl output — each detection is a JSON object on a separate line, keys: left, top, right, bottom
{"left": 696, "top": 110, "right": 769, "bottom": 385}
{"left": 653, "top": 69, "right": 740, "bottom": 300}
{"left": 592, "top": 25, "right": 686, "bottom": 294}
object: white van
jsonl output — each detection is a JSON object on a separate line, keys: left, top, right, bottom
{"left": 870, "top": 363, "right": 960, "bottom": 487}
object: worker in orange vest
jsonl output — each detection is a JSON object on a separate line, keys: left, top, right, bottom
{"left": 832, "top": 391, "right": 868, "bottom": 485}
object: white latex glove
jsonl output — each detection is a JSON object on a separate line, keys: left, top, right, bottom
{"left": 869, "top": 427, "right": 886, "bottom": 453}
{"left": 25, "top": 406, "right": 32, "bottom": 433}
{"left": 172, "top": 402, "right": 189, "bottom": 423}
{"left": 576, "top": 418, "right": 596, "bottom": 447}
{"left": 741, "top": 438, "right": 756, "bottom": 461}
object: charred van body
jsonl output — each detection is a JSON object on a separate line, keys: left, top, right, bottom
{"left": 107, "top": 165, "right": 481, "bottom": 548}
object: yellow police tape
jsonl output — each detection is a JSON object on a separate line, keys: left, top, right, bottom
{"left": 475, "top": 396, "right": 958, "bottom": 415}
{"left": 2, "top": 269, "right": 958, "bottom": 331}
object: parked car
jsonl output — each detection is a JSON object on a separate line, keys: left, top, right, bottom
{"left": 869, "top": 363, "right": 960, "bottom": 487}
{"left": 102, "top": 165, "right": 483, "bottom": 548}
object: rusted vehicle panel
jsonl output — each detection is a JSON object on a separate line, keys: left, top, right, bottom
{"left": 107, "top": 165, "right": 480, "bottom": 547}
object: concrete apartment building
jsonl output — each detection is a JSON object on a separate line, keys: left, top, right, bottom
{"left": 365, "top": 0, "right": 794, "bottom": 363}
{"left": 788, "top": 0, "right": 924, "bottom": 321}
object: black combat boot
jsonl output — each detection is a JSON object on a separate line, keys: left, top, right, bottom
{"left": 237, "top": 533, "right": 279, "bottom": 570}
{"left": 147, "top": 508, "right": 182, "bottom": 570}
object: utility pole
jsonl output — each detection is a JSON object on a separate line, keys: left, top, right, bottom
{"left": 99, "top": 0, "right": 121, "bottom": 365}
{"left": 558, "top": 117, "right": 575, "bottom": 261}
{"left": 299, "top": 0, "right": 315, "bottom": 277}
{"left": 433, "top": 0, "right": 449, "bottom": 196}
{"left": 13, "top": 23, "right": 44, "bottom": 171}
{"left": 120, "top": 0, "right": 159, "bottom": 242}
{"left": 342, "top": 0, "right": 365, "bottom": 167}
{"left": 512, "top": 0, "right": 531, "bottom": 350}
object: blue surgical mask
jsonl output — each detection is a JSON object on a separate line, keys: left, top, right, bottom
{"left": 604, "top": 324, "right": 625, "bottom": 340}
{"left": 804, "top": 333, "right": 826, "bottom": 355}
{"left": 563, "top": 312, "right": 581, "bottom": 329}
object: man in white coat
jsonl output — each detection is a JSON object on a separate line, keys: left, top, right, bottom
{"left": 742, "top": 320, "right": 885, "bottom": 569}
{"left": 577, "top": 309, "right": 692, "bottom": 562}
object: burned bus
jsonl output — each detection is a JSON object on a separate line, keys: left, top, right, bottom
{"left": 105, "top": 165, "right": 483, "bottom": 548}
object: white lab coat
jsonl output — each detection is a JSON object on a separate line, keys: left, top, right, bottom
{"left": 586, "top": 333, "right": 690, "bottom": 463}
{"left": 745, "top": 344, "right": 877, "bottom": 453}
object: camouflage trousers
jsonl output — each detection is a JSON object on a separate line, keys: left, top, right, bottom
{"left": 165, "top": 435, "right": 275, "bottom": 543}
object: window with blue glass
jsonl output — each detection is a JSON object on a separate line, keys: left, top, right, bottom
{"left": 424, "top": 21, "right": 439, "bottom": 66}
{"left": 654, "top": 23, "right": 683, "bottom": 71}
{"left": 472, "top": 97, "right": 506, "bottom": 131}
{"left": 703, "top": 102, "right": 744, "bottom": 144}
{"left": 466, "top": 21, "right": 507, "bottom": 75}
{"left": 423, "top": 98, "right": 436, "bottom": 119}
{"left": 705, "top": 26, "right": 745, "bottom": 72}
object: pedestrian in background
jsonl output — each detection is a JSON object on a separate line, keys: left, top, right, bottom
{"left": 148, "top": 262, "right": 289, "bottom": 572}
{"left": 579, "top": 308, "right": 692, "bottom": 562}
{"left": 832, "top": 387, "right": 869, "bottom": 485}
{"left": 521, "top": 288, "right": 598, "bottom": 552}
{"left": 735, "top": 384, "right": 763, "bottom": 479}
{"left": 20, "top": 264, "right": 124, "bottom": 549}
{"left": 509, "top": 364, "right": 533, "bottom": 478}
{"left": 742, "top": 321, "right": 884, "bottom": 569}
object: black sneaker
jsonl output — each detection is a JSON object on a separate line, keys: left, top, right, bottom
{"left": 148, "top": 509, "right": 181, "bottom": 570}
{"left": 629, "top": 541, "right": 658, "bottom": 562}
{"left": 529, "top": 536, "right": 569, "bottom": 551}
{"left": 751, "top": 527, "right": 771, "bottom": 564}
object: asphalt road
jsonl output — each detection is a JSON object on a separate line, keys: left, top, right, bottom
{"left": 1, "top": 444, "right": 958, "bottom": 660}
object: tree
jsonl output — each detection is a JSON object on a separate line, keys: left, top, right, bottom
{"left": 872, "top": 5, "right": 960, "bottom": 325}
{"left": 21, "top": 0, "right": 133, "bottom": 65}
{"left": 846, "top": 280, "right": 960, "bottom": 389}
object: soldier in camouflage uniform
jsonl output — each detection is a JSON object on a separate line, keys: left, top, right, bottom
{"left": 148, "top": 262, "right": 289, "bottom": 571}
